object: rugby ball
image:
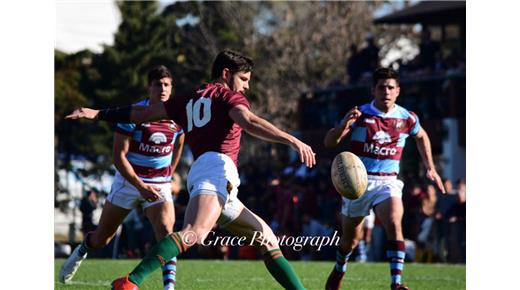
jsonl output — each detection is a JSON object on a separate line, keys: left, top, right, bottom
{"left": 331, "top": 151, "right": 368, "bottom": 200}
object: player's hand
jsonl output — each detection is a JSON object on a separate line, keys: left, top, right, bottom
{"left": 340, "top": 106, "right": 362, "bottom": 127}
{"left": 290, "top": 138, "right": 316, "bottom": 168}
{"left": 65, "top": 107, "right": 99, "bottom": 120}
{"left": 426, "top": 168, "right": 446, "bottom": 194}
{"left": 138, "top": 183, "right": 163, "bottom": 202}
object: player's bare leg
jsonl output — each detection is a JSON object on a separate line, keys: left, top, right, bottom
{"left": 325, "top": 216, "right": 364, "bottom": 290}
{"left": 115, "top": 193, "right": 224, "bottom": 288}
{"left": 59, "top": 201, "right": 130, "bottom": 283}
{"left": 223, "top": 205, "right": 305, "bottom": 290}
{"left": 374, "top": 197, "right": 409, "bottom": 290}
{"left": 145, "top": 201, "right": 177, "bottom": 290}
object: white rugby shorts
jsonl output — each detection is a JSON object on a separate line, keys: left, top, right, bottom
{"left": 107, "top": 172, "right": 173, "bottom": 210}
{"left": 187, "top": 151, "right": 243, "bottom": 226}
{"left": 341, "top": 176, "right": 404, "bottom": 217}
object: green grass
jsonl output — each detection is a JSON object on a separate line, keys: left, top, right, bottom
{"left": 55, "top": 259, "right": 465, "bottom": 289}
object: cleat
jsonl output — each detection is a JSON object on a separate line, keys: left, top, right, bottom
{"left": 112, "top": 276, "right": 138, "bottom": 290}
{"left": 391, "top": 284, "right": 409, "bottom": 290}
{"left": 325, "top": 267, "right": 345, "bottom": 290}
{"left": 59, "top": 245, "right": 87, "bottom": 283}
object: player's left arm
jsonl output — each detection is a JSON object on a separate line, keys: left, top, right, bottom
{"left": 170, "top": 132, "right": 185, "bottom": 173}
{"left": 414, "top": 127, "right": 446, "bottom": 193}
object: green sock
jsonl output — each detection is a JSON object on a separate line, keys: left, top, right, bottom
{"left": 263, "top": 249, "right": 306, "bottom": 290}
{"left": 128, "top": 232, "right": 186, "bottom": 286}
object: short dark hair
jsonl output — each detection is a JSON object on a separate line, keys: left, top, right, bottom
{"left": 211, "top": 49, "right": 254, "bottom": 80}
{"left": 147, "top": 65, "right": 173, "bottom": 85}
{"left": 372, "top": 67, "right": 400, "bottom": 86}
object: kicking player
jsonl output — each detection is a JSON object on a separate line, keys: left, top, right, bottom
{"left": 59, "top": 65, "right": 184, "bottom": 290}
{"left": 323, "top": 68, "right": 445, "bottom": 290}
{"left": 65, "top": 50, "right": 315, "bottom": 290}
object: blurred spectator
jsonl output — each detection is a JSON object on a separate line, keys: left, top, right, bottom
{"left": 403, "top": 183, "right": 427, "bottom": 242}
{"left": 346, "top": 44, "right": 363, "bottom": 84}
{"left": 79, "top": 189, "right": 98, "bottom": 236}
{"left": 416, "top": 184, "right": 438, "bottom": 262}
{"left": 433, "top": 179, "right": 458, "bottom": 262}
{"left": 446, "top": 178, "right": 466, "bottom": 263}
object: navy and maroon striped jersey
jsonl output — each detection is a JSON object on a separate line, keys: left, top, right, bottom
{"left": 115, "top": 99, "right": 184, "bottom": 183}
{"left": 347, "top": 102, "right": 420, "bottom": 176}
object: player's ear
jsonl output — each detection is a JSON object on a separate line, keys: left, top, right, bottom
{"left": 222, "top": 68, "right": 231, "bottom": 82}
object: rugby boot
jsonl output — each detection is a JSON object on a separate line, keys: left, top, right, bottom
{"left": 391, "top": 284, "right": 409, "bottom": 290}
{"left": 58, "top": 244, "right": 87, "bottom": 283}
{"left": 112, "top": 276, "right": 139, "bottom": 290}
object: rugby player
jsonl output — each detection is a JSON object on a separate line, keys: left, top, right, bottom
{"left": 66, "top": 50, "right": 315, "bottom": 290}
{"left": 323, "top": 68, "right": 445, "bottom": 290}
{"left": 60, "top": 66, "right": 184, "bottom": 290}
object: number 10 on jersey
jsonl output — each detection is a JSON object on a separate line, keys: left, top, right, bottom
{"left": 186, "top": 98, "right": 212, "bottom": 132}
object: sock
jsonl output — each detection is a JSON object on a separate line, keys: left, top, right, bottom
{"left": 129, "top": 232, "right": 187, "bottom": 286}
{"left": 162, "top": 257, "right": 177, "bottom": 289}
{"left": 387, "top": 240, "right": 406, "bottom": 286}
{"left": 334, "top": 248, "right": 353, "bottom": 273}
{"left": 263, "top": 248, "right": 305, "bottom": 290}
{"left": 357, "top": 240, "right": 367, "bottom": 261}
{"left": 78, "top": 232, "right": 93, "bottom": 256}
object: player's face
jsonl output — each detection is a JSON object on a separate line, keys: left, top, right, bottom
{"left": 227, "top": 70, "right": 251, "bottom": 94}
{"left": 372, "top": 78, "right": 400, "bottom": 112}
{"left": 148, "top": 77, "right": 173, "bottom": 103}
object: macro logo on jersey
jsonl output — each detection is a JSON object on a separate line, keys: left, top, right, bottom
{"left": 149, "top": 132, "right": 168, "bottom": 144}
{"left": 363, "top": 130, "right": 397, "bottom": 156}
{"left": 372, "top": 131, "right": 391, "bottom": 144}
{"left": 348, "top": 102, "right": 420, "bottom": 176}
{"left": 115, "top": 99, "right": 184, "bottom": 183}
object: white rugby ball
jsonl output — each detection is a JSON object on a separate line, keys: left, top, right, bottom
{"left": 331, "top": 151, "right": 368, "bottom": 200}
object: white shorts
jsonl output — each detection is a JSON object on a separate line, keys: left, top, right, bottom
{"left": 341, "top": 176, "right": 404, "bottom": 217}
{"left": 187, "top": 151, "right": 243, "bottom": 226}
{"left": 107, "top": 172, "right": 173, "bottom": 210}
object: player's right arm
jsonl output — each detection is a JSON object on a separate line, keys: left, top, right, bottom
{"left": 65, "top": 102, "right": 169, "bottom": 124}
{"left": 229, "top": 104, "right": 316, "bottom": 168}
{"left": 112, "top": 132, "right": 162, "bottom": 202}
{"left": 324, "top": 106, "right": 361, "bottom": 148}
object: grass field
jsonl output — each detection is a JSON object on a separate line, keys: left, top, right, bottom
{"left": 55, "top": 259, "right": 465, "bottom": 289}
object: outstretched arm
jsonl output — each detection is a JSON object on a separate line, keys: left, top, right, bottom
{"left": 414, "top": 127, "right": 446, "bottom": 193}
{"left": 65, "top": 102, "right": 170, "bottom": 124}
{"left": 229, "top": 105, "right": 315, "bottom": 167}
{"left": 323, "top": 106, "right": 361, "bottom": 148}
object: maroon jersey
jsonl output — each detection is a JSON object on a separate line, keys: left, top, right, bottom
{"left": 163, "top": 82, "right": 250, "bottom": 165}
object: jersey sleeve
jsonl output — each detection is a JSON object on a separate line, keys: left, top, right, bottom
{"left": 222, "top": 91, "right": 250, "bottom": 112}
{"left": 115, "top": 123, "right": 136, "bottom": 136}
{"left": 408, "top": 111, "right": 421, "bottom": 136}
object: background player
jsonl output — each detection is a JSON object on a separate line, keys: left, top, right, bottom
{"left": 65, "top": 50, "right": 316, "bottom": 290}
{"left": 323, "top": 68, "right": 445, "bottom": 290}
{"left": 60, "top": 65, "right": 184, "bottom": 290}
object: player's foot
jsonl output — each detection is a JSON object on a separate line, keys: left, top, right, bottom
{"left": 58, "top": 244, "right": 87, "bottom": 283}
{"left": 325, "top": 267, "right": 345, "bottom": 290}
{"left": 163, "top": 283, "right": 175, "bottom": 290}
{"left": 112, "top": 276, "right": 138, "bottom": 290}
{"left": 391, "top": 284, "right": 409, "bottom": 290}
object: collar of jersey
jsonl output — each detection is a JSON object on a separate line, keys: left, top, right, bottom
{"left": 369, "top": 101, "right": 398, "bottom": 117}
